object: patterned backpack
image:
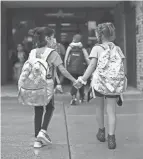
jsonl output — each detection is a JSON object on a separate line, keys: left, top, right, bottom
{"left": 91, "top": 43, "right": 127, "bottom": 96}
{"left": 18, "top": 48, "right": 55, "bottom": 106}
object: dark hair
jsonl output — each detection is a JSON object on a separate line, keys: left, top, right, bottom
{"left": 28, "top": 27, "right": 55, "bottom": 48}
{"left": 96, "top": 22, "right": 115, "bottom": 43}
{"left": 73, "top": 34, "right": 82, "bottom": 43}
{"left": 17, "top": 43, "right": 24, "bottom": 48}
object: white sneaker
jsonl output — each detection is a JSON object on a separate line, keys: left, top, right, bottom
{"left": 33, "top": 139, "right": 43, "bottom": 148}
{"left": 37, "top": 130, "right": 52, "bottom": 145}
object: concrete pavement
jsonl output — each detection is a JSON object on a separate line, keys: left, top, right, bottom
{"left": 1, "top": 85, "right": 143, "bottom": 159}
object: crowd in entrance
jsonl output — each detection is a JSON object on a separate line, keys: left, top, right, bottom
{"left": 9, "top": 32, "right": 94, "bottom": 85}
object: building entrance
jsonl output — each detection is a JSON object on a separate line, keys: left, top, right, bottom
{"left": 35, "top": 11, "right": 88, "bottom": 48}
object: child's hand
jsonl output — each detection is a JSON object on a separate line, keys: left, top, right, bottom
{"left": 73, "top": 80, "right": 83, "bottom": 89}
{"left": 55, "top": 84, "right": 63, "bottom": 93}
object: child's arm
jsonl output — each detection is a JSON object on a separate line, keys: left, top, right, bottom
{"left": 64, "top": 46, "right": 71, "bottom": 68}
{"left": 58, "top": 64, "right": 76, "bottom": 83}
{"left": 48, "top": 51, "right": 76, "bottom": 84}
{"left": 77, "top": 45, "right": 102, "bottom": 83}
{"left": 82, "top": 48, "right": 90, "bottom": 65}
{"left": 55, "top": 69, "right": 61, "bottom": 85}
{"left": 82, "top": 57, "right": 97, "bottom": 82}
{"left": 55, "top": 69, "right": 63, "bottom": 93}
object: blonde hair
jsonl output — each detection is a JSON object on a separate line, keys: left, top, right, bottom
{"left": 96, "top": 22, "right": 116, "bottom": 43}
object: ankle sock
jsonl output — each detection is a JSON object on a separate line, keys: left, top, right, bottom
{"left": 41, "top": 129, "right": 47, "bottom": 134}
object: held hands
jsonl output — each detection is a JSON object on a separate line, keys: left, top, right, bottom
{"left": 73, "top": 76, "right": 87, "bottom": 89}
{"left": 55, "top": 84, "right": 63, "bottom": 93}
{"left": 73, "top": 79, "right": 83, "bottom": 89}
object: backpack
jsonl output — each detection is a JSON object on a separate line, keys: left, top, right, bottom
{"left": 57, "top": 43, "right": 65, "bottom": 61}
{"left": 91, "top": 43, "right": 127, "bottom": 96}
{"left": 67, "top": 46, "right": 86, "bottom": 75}
{"left": 18, "top": 48, "right": 55, "bottom": 106}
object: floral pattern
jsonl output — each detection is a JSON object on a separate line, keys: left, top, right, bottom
{"left": 91, "top": 45, "right": 127, "bottom": 95}
{"left": 18, "top": 51, "right": 54, "bottom": 106}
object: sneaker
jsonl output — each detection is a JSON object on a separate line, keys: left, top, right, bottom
{"left": 70, "top": 98, "right": 77, "bottom": 105}
{"left": 79, "top": 97, "right": 85, "bottom": 104}
{"left": 108, "top": 134, "right": 116, "bottom": 149}
{"left": 79, "top": 93, "right": 85, "bottom": 103}
{"left": 33, "top": 139, "right": 43, "bottom": 148}
{"left": 37, "top": 130, "right": 52, "bottom": 145}
{"left": 96, "top": 127, "right": 106, "bottom": 142}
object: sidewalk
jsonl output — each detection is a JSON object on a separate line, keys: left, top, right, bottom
{"left": 1, "top": 85, "right": 143, "bottom": 159}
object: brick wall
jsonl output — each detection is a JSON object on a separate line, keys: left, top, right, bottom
{"left": 136, "top": 1, "right": 143, "bottom": 91}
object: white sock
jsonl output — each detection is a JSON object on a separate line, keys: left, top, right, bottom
{"left": 41, "top": 129, "right": 47, "bottom": 134}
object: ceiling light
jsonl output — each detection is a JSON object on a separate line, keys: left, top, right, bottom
{"left": 61, "top": 23, "right": 71, "bottom": 26}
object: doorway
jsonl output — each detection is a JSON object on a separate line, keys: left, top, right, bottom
{"left": 40, "top": 21, "right": 87, "bottom": 49}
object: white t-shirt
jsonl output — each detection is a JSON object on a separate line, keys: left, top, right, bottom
{"left": 89, "top": 43, "right": 125, "bottom": 59}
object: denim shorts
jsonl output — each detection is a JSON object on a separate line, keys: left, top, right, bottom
{"left": 94, "top": 90, "right": 119, "bottom": 98}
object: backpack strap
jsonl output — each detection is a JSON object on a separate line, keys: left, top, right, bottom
{"left": 42, "top": 48, "right": 55, "bottom": 79}
{"left": 95, "top": 44, "right": 106, "bottom": 50}
{"left": 42, "top": 48, "right": 55, "bottom": 62}
{"left": 28, "top": 49, "right": 37, "bottom": 60}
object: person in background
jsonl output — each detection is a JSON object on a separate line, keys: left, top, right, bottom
{"left": 13, "top": 44, "right": 26, "bottom": 82}
{"left": 57, "top": 42, "right": 66, "bottom": 61}
{"left": 56, "top": 42, "right": 66, "bottom": 85}
{"left": 64, "top": 34, "right": 90, "bottom": 105}
{"left": 86, "top": 40, "right": 93, "bottom": 55}
{"left": 8, "top": 49, "right": 18, "bottom": 81}
{"left": 22, "top": 35, "right": 33, "bottom": 59}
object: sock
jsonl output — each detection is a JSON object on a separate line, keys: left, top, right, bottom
{"left": 41, "top": 129, "right": 47, "bottom": 134}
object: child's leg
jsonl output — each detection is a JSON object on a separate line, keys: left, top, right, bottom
{"left": 70, "top": 85, "right": 78, "bottom": 97}
{"left": 70, "top": 74, "right": 78, "bottom": 105}
{"left": 79, "top": 85, "right": 85, "bottom": 100}
{"left": 36, "top": 99, "right": 55, "bottom": 144}
{"left": 95, "top": 96, "right": 105, "bottom": 129}
{"left": 34, "top": 106, "right": 44, "bottom": 137}
{"left": 41, "top": 99, "right": 55, "bottom": 131}
{"left": 95, "top": 95, "right": 105, "bottom": 142}
{"left": 106, "top": 97, "right": 117, "bottom": 149}
{"left": 106, "top": 98, "right": 116, "bottom": 135}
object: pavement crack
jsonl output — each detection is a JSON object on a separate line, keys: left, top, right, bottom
{"left": 63, "top": 104, "right": 72, "bottom": 159}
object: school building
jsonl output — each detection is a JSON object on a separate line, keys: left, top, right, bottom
{"left": 1, "top": 1, "right": 143, "bottom": 91}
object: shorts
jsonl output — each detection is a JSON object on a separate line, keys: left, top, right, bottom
{"left": 94, "top": 90, "right": 119, "bottom": 99}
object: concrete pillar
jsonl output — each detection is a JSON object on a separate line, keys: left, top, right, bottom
{"left": 114, "top": 2, "right": 126, "bottom": 56}
{"left": 7, "top": 9, "right": 14, "bottom": 81}
{"left": 114, "top": 2, "right": 127, "bottom": 80}
{"left": 1, "top": 3, "right": 8, "bottom": 85}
